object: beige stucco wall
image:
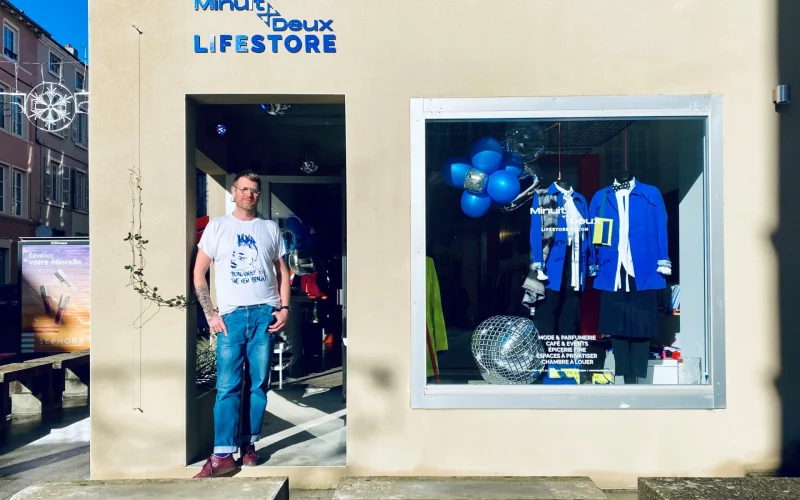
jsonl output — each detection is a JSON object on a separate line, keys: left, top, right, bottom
{"left": 89, "top": 0, "right": 782, "bottom": 488}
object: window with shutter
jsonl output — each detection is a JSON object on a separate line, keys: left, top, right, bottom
{"left": 2, "top": 22, "right": 18, "bottom": 62}
{"left": 0, "top": 164, "right": 5, "bottom": 213}
{"left": 11, "top": 95, "right": 23, "bottom": 138}
{"left": 61, "top": 166, "right": 71, "bottom": 207}
{"left": 0, "top": 83, "right": 6, "bottom": 131}
{"left": 12, "top": 169, "right": 23, "bottom": 217}
{"left": 44, "top": 161, "right": 52, "bottom": 202}
{"left": 73, "top": 171, "right": 86, "bottom": 211}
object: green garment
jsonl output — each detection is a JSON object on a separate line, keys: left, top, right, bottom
{"left": 426, "top": 257, "right": 448, "bottom": 378}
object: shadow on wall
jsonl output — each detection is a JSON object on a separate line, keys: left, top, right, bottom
{"left": 776, "top": 0, "right": 800, "bottom": 477}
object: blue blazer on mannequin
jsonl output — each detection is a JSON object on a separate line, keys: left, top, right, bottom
{"left": 587, "top": 181, "right": 672, "bottom": 292}
{"left": 530, "top": 183, "right": 590, "bottom": 292}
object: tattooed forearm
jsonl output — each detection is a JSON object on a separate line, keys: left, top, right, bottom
{"left": 194, "top": 284, "right": 217, "bottom": 318}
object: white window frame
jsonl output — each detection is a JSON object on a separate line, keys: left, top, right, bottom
{"left": 10, "top": 92, "right": 24, "bottom": 139}
{"left": 61, "top": 164, "right": 71, "bottom": 207}
{"left": 0, "top": 78, "right": 25, "bottom": 140}
{"left": 48, "top": 50, "right": 62, "bottom": 78}
{"left": 0, "top": 163, "right": 26, "bottom": 218}
{"left": 0, "top": 163, "right": 6, "bottom": 213}
{"left": 410, "top": 95, "right": 725, "bottom": 410}
{"left": 0, "top": 79, "right": 6, "bottom": 132}
{"left": 47, "top": 51, "right": 67, "bottom": 139}
{"left": 2, "top": 20, "right": 19, "bottom": 63}
{"left": 45, "top": 159, "right": 67, "bottom": 205}
{"left": 74, "top": 71, "right": 88, "bottom": 148}
{"left": 11, "top": 167, "right": 26, "bottom": 218}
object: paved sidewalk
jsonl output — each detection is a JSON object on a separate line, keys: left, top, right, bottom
{"left": 0, "top": 404, "right": 90, "bottom": 500}
{"left": 291, "top": 491, "right": 334, "bottom": 500}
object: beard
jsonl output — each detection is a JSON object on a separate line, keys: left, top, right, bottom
{"left": 237, "top": 199, "right": 257, "bottom": 210}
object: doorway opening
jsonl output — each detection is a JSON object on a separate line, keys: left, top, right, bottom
{"left": 190, "top": 96, "right": 347, "bottom": 468}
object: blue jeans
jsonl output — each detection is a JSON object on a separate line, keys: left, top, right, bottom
{"left": 213, "top": 304, "right": 276, "bottom": 454}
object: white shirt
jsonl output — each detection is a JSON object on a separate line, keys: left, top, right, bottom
{"left": 614, "top": 178, "right": 636, "bottom": 292}
{"left": 554, "top": 183, "right": 583, "bottom": 291}
{"left": 198, "top": 214, "right": 286, "bottom": 315}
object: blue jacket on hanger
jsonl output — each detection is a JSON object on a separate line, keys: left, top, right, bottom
{"left": 530, "top": 183, "right": 590, "bottom": 292}
{"left": 587, "top": 181, "right": 671, "bottom": 292}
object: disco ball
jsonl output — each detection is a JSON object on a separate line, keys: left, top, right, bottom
{"left": 288, "top": 248, "right": 315, "bottom": 276}
{"left": 262, "top": 103, "right": 291, "bottom": 116}
{"left": 504, "top": 124, "right": 545, "bottom": 163}
{"left": 301, "top": 160, "right": 319, "bottom": 174}
{"left": 216, "top": 124, "right": 226, "bottom": 136}
{"left": 471, "top": 315, "right": 546, "bottom": 384}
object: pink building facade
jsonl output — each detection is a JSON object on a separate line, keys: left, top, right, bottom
{"left": 0, "top": 0, "right": 88, "bottom": 285}
{"left": 0, "top": 1, "right": 39, "bottom": 284}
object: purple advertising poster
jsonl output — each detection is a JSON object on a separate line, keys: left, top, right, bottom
{"left": 19, "top": 240, "right": 90, "bottom": 353}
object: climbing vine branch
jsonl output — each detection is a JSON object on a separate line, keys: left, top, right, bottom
{"left": 124, "top": 165, "right": 189, "bottom": 310}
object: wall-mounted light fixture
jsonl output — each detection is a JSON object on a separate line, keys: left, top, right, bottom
{"left": 773, "top": 84, "right": 791, "bottom": 105}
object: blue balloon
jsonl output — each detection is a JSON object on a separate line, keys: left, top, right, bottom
{"left": 440, "top": 157, "right": 472, "bottom": 188}
{"left": 487, "top": 169, "right": 521, "bottom": 204}
{"left": 470, "top": 137, "right": 503, "bottom": 175}
{"left": 461, "top": 191, "right": 492, "bottom": 218}
{"left": 502, "top": 152, "right": 525, "bottom": 178}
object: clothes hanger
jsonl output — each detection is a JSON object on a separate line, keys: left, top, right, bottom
{"left": 615, "top": 125, "right": 634, "bottom": 183}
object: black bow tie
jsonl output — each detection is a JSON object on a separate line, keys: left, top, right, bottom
{"left": 613, "top": 182, "right": 631, "bottom": 192}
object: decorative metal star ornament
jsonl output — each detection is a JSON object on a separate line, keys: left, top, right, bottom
{"left": 1, "top": 81, "right": 89, "bottom": 133}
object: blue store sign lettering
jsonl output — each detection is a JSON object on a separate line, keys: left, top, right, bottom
{"left": 193, "top": 0, "right": 336, "bottom": 54}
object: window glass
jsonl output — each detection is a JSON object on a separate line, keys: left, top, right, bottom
{"left": 49, "top": 53, "right": 62, "bottom": 76}
{"left": 46, "top": 161, "right": 61, "bottom": 202}
{"left": 424, "top": 119, "right": 707, "bottom": 387}
{"left": 74, "top": 171, "right": 88, "bottom": 211}
{"left": 0, "top": 84, "right": 6, "bottom": 130}
{"left": 0, "top": 248, "right": 6, "bottom": 284}
{"left": 61, "top": 166, "right": 71, "bottom": 206}
{"left": 11, "top": 95, "right": 23, "bottom": 137}
{"left": 12, "top": 169, "right": 23, "bottom": 216}
{"left": 0, "top": 165, "right": 5, "bottom": 212}
{"left": 3, "top": 24, "right": 17, "bottom": 61}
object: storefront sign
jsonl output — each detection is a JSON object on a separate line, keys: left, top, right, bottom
{"left": 19, "top": 239, "right": 90, "bottom": 353}
{"left": 193, "top": 1, "right": 337, "bottom": 54}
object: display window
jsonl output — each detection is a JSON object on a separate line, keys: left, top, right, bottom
{"left": 410, "top": 96, "right": 725, "bottom": 409}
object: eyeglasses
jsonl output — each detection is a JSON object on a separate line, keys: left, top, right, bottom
{"left": 233, "top": 185, "right": 261, "bottom": 196}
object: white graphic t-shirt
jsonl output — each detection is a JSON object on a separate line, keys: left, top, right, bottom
{"left": 198, "top": 214, "right": 286, "bottom": 315}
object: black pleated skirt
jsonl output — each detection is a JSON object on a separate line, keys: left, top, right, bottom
{"left": 597, "top": 266, "right": 659, "bottom": 339}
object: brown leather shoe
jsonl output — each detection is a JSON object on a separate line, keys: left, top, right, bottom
{"left": 240, "top": 443, "right": 259, "bottom": 467}
{"left": 193, "top": 454, "right": 237, "bottom": 478}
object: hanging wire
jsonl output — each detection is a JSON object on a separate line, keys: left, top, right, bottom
{"left": 624, "top": 125, "right": 629, "bottom": 172}
{"left": 542, "top": 121, "right": 564, "bottom": 180}
{"left": 558, "top": 122, "right": 562, "bottom": 180}
{"left": 0, "top": 60, "right": 86, "bottom": 68}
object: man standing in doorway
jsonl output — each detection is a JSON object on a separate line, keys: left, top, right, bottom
{"left": 192, "top": 170, "right": 291, "bottom": 478}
